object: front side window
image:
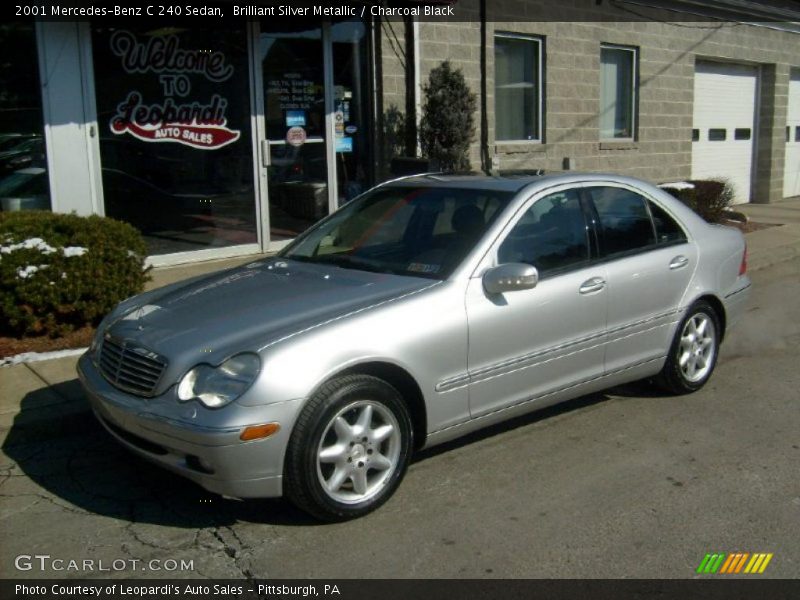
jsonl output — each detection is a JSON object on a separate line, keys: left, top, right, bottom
{"left": 494, "top": 34, "right": 542, "bottom": 141}
{"left": 587, "top": 186, "right": 656, "bottom": 256}
{"left": 600, "top": 45, "right": 637, "bottom": 140}
{"left": 498, "top": 190, "right": 590, "bottom": 276}
{"left": 282, "top": 186, "right": 513, "bottom": 279}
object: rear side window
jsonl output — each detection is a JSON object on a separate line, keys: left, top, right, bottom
{"left": 648, "top": 200, "right": 687, "bottom": 245}
{"left": 587, "top": 186, "right": 656, "bottom": 257}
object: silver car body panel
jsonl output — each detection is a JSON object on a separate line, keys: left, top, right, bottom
{"left": 78, "top": 173, "right": 751, "bottom": 498}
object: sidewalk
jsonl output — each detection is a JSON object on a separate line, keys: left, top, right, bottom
{"left": 3, "top": 201, "right": 800, "bottom": 445}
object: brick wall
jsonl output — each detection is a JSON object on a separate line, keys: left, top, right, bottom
{"left": 381, "top": 0, "right": 800, "bottom": 203}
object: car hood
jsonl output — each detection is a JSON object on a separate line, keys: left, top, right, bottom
{"left": 105, "top": 258, "right": 436, "bottom": 385}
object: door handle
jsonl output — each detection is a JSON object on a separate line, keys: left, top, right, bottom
{"left": 261, "top": 140, "right": 271, "bottom": 168}
{"left": 669, "top": 255, "right": 689, "bottom": 270}
{"left": 579, "top": 277, "right": 606, "bottom": 294}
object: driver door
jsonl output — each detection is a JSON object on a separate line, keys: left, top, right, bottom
{"left": 465, "top": 188, "right": 608, "bottom": 417}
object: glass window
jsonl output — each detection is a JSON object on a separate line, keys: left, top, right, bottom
{"left": 600, "top": 45, "right": 637, "bottom": 140}
{"left": 332, "top": 20, "right": 372, "bottom": 205}
{"left": 588, "top": 187, "right": 656, "bottom": 256}
{"left": 283, "top": 186, "right": 513, "bottom": 279}
{"left": 494, "top": 34, "right": 542, "bottom": 141}
{"left": 692, "top": 129, "right": 700, "bottom": 142}
{"left": 709, "top": 128, "right": 727, "bottom": 141}
{"left": 498, "top": 190, "right": 590, "bottom": 275}
{"left": 648, "top": 200, "right": 687, "bottom": 245}
{"left": 261, "top": 21, "right": 328, "bottom": 242}
{"left": 91, "top": 23, "right": 257, "bottom": 256}
{"left": 0, "top": 21, "right": 51, "bottom": 212}
{"left": 734, "top": 128, "right": 751, "bottom": 141}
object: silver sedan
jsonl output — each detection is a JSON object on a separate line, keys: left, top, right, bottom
{"left": 78, "top": 173, "right": 751, "bottom": 520}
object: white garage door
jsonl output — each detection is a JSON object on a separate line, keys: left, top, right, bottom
{"left": 784, "top": 69, "right": 800, "bottom": 198}
{"left": 692, "top": 61, "right": 758, "bottom": 204}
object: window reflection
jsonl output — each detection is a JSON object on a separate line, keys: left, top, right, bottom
{"left": 0, "top": 22, "right": 51, "bottom": 212}
{"left": 92, "top": 23, "right": 257, "bottom": 255}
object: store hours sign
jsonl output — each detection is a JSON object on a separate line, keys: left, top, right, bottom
{"left": 108, "top": 31, "right": 241, "bottom": 150}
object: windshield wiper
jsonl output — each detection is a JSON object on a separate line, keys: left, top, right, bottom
{"left": 308, "top": 254, "right": 399, "bottom": 275}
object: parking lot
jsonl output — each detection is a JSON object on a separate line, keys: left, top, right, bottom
{"left": 1, "top": 257, "right": 798, "bottom": 579}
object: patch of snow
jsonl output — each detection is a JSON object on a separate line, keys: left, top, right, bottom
{"left": 16, "top": 264, "right": 48, "bottom": 279}
{"left": 0, "top": 347, "right": 88, "bottom": 367}
{"left": 0, "top": 237, "right": 57, "bottom": 256}
{"left": 63, "top": 246, "right": 88, "bottom": 257}
{"left": 659, "top": 181, "right": 695, "bottom": 191}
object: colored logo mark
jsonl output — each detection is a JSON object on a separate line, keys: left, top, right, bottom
{"left": 696, "top": 552, "right": 773, "bottom": 574}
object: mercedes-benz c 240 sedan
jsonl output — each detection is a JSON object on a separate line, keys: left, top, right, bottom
{"left": 78, "top": 173, "right": 750, "bottom": 520}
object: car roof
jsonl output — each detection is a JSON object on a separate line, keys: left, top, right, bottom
{"left": 384, "top": 171, "right": 648, "bottom": 194}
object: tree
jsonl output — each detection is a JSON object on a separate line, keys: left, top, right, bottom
{"left": 419, "top": 61, "right": 477, "bottom": 172}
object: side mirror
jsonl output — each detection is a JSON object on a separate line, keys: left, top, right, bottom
{"left": 483, "top": 263, "right": 539, "bottom": 295}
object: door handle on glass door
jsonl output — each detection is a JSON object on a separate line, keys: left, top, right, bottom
{"left": 579, "top": 277, "right": 606, "bottom": 294}
{"left": 669, "top": 255, "right": 689, "bottom": 270}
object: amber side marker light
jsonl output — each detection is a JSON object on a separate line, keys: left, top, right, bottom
{"left": 240, "top": 423, "right": 281, "bottom": 441}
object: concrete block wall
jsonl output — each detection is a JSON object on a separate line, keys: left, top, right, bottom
{"left": 383, "top": 0, "right": 800, "bottom": 202}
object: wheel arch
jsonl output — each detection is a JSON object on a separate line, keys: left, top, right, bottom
{"left": 693, "top": 293, "right": 727, "bottom": 341}
{"left": 322, "top": 361, "right": 429, "bottom": 450}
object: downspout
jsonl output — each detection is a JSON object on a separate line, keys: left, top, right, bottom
{"left": 480, "top": 0, "right": 491, "bottom": 174}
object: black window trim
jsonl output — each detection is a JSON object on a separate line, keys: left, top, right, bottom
{"left": 580, "top": 185, "right": 690, "bottom": 263}
{"left": 487, "top": 182, "right": 691, "bottom": 280}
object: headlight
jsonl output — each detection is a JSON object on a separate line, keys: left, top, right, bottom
{"left": 177, "top": 353, "right": 261, "bottom": 408}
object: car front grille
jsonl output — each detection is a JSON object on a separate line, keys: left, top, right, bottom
{"left": 98, "top": 335, "right": 167, "bottom": 397}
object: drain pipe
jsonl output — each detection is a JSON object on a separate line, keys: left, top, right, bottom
{"left": 479, "top": 0, "right": 491, "bottom": 175}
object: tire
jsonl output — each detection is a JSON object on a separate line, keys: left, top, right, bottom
{"left": 657, "top": 300, "right": 721, "bottom": 394}
{"left": 283, "top": 374, "right": 414, "bottom": 521}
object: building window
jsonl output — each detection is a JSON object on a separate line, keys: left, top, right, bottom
{"left": 709, "top": 128, "right": 727, "bottom": 141}
{"left": 0, "top": 22, "right": 51, "bottom": 212}
{"left": 494, "top": 33, "right": 543, "bottom": 142}
{"left": 599, "top": 44, "right": 637, "bottom": 140}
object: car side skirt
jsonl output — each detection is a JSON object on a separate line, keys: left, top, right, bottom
{"left": 423, "top": 356, "right": 665, "bottom": 449}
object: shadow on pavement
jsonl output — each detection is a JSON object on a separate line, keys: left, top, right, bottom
{"left": 1, "top": 379, "right": 320, "bottom": 528}
{"left": 3, "top": 376, "right": 673, "bottom": 527}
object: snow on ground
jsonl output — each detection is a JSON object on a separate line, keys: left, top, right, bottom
{"left": 1, "top": 347, "right": 88, "bottom": 367}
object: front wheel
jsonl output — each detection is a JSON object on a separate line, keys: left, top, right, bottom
{"left": 284, "top": 374, "right": 413, "bottom": 521}
{"left": 657, "top": 300, "right": 721, "bottom": 394}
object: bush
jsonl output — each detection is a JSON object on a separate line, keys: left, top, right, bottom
{"left": 419, "top": 61, "right": 477, "bottom": 172}
{"left": 665, "top": 179, "right": 734, "bottom": 223}
{"left": 0, "top": 211, "right": 149, "bottom": 337}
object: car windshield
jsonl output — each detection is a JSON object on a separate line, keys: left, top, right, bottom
{"left": 280, "top": 185, "right": 514, "bottom": 279}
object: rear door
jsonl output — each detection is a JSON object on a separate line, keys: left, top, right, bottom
{"left": 584, "top": 185, "right": 696, "bottom": 373}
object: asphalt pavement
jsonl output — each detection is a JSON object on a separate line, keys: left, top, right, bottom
{"left": 1, "top": 255, "right": 798, "bottom": 579}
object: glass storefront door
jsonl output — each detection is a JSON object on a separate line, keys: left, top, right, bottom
{"left": 258, "top": 18, "right": 373, "bottom": 245}
{"left": 260, "top": 20, "right": 329, "bottom": 241}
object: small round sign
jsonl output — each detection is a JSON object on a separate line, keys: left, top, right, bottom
{"left": 286, "top": 126, "right": 307, "bottom": 147}
{"left": 345, "top": 125, "right": 358, "bottom": 134}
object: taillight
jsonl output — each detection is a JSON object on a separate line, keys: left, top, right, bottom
{"left": 739, "top": 245, "right": 748, "bottom": 276}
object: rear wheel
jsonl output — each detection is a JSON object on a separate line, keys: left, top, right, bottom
{"left": 657, "top": 300, "right": 721, "bottom": 394}
{"left": 284, "top": 374, "right": 413, "bottom": 521}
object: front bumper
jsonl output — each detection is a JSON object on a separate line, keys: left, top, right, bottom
{"left": 78, "top": 352, "right": 303, "bottom": 498}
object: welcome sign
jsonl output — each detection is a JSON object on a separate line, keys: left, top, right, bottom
{"left": 107, "top": 30, "right": 241, "bottom": 150}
